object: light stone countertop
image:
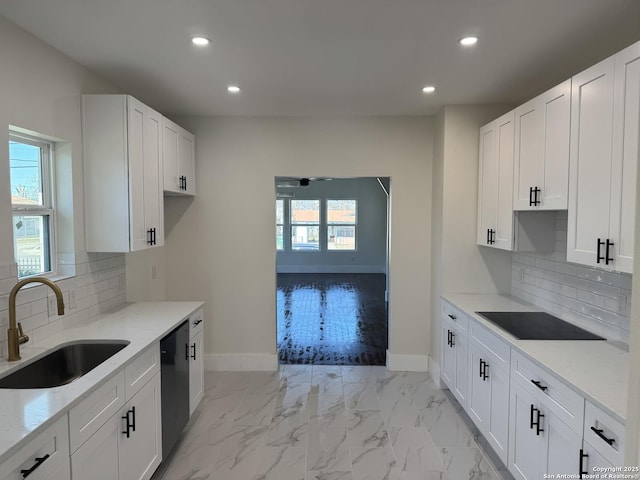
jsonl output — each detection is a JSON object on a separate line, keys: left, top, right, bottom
{"left": 0, "top": 301, "right": 203, "bottom": 464}
{"left": 442, "top": 293, "right": 629, "bottom": 423}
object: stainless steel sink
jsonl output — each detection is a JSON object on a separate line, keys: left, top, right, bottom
{"left": 0, "top": 340, "right": 130, "bottom": 389}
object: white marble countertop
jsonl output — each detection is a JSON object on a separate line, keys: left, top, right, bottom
{"left": 0, "top": 301, "right": 203, "bottom": 464}
{"left": 442, "top": 293, "right": 629, "bottom": 423}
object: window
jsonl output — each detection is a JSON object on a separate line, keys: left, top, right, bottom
{"left": 276, "top": 199, "right": 284, "bottom": 250}
{"left": 291, "top": 199, "right": 320, "bottom": 251}
{"left": 9, "top": 134, "right": 55, "bottom": 278}
{"left": 327, "top": 199, "right": 357, "bottom": 250}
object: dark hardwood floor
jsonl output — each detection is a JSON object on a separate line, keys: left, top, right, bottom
{"left": 277, "top": 273, "right": 388, "bottom": 365}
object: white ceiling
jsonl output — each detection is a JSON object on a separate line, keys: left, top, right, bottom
{"left": 1, "top": 1, "right": 639, "bottom": 117}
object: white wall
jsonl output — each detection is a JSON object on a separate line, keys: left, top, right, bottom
{"left": 276, "top": 177, "right": 387, "bottom": 273}
{"left": 429, "top": 105, "right": 513, "bottom": 375}
{"left": 165, "top": 116, "right": 433, "bottom": 370}
{"left": 0, "top": 17, "right": 127, "bottom": 349}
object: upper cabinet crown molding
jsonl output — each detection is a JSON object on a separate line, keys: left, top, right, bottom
{"left": 162, "top": 117, "right": 196, "bottom": 196}
{"left": 82, "top": 94, "right": 164, "bottom": 252}
{"left": 567, "top": 41, "right": 640, "bottom": 273}
{"left": 513, "top": 79, "right": 571, "bottom": 211}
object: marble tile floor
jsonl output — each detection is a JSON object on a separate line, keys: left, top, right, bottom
{"left": 151, "top": 366, "right": 514, "bottom": 480}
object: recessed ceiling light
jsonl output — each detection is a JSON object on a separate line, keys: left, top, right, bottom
{"left": 227, "top": 85, "right": 241, "bottom": 94}
{"left": 459, "top": 36, "right": 478, "bottom": 46}
{"left": 422, "top": 86, "right": 436, "bottom": 94}
{"left": 191, "top": 36, "right": 210, "bottom": 46}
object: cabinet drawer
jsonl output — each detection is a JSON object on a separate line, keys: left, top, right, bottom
{"left": 442, "top": 300, "right": 468, "bottom": 332}
{"left": 511, "top": 350, "right": 584, "bottom": 433}
{"left": 469, "top": 318, "right": 510, "bottom": 373}
{"left": 189, "top": 308, "right": 204, "bottom": 339}
{"left": 69, "top": 370, "right": 126, "bottom": 453}
{"left": 583, "top": 400, "right": 624, "bottom": 467}
{"left": 0, "top": 414, "right": 70, "bottom": 480}
{"left": 125, "top": 343, "right": 160, "bottom": 400}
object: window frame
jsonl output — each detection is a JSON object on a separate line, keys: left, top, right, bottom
{"left": 276, "top": 198, "right": 284, "bottom": 251}
{"left": 290, "top": 198, "right": 321, "bottom": 252}
{"left": 326, "top": 198, "right": 357, "bottom": 251}
{"left": 9, "top": 132, "right": 57, "bottom": 278}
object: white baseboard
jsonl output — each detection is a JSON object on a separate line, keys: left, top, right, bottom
{"left": 428, "top": 355, "right": 442, "bottom": 387}
{"left": 277, "top": 265, "right": 385, "bottom": 274}
{"left": 385, "top": 350, "right": 429, "bottom": 372}
{"left": 204, "top": 353, "right": 279, "bottom": 371}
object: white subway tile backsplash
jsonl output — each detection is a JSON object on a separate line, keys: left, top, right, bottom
{"left": 0, "top": 254, "right": 126, "bottom": 358}
{"left": 511, "top": 212, "right": 631, "bottom": 344}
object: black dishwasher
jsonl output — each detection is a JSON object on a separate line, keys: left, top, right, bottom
{"left": 160, "top": 320, "right": 190, "bottom": 456}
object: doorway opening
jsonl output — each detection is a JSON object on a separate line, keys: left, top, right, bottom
{"left": 275, "top": 177, "right": 390, "bottom": 365}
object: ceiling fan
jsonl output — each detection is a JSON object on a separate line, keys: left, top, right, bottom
{"left": 276, "top": 177, "right": 333, "bottom": 188}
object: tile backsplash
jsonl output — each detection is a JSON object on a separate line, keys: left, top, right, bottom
{"left": 0, "top": 252, "right": 126, "bottom": 358}
{"left": 511, "top": 211, "right": 632, "bottom": 344}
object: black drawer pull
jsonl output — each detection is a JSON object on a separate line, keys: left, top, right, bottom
{"left": 122, "top": 407, "right": 135, "bottom": 437}
{"left": 193, "top": 318, "right": 203, "bottom": 326}
{"left": 450, "top": 331, "right": 455, "bottom": 347}
{"left": 482, "top": 360, "right": 489, "bottom": 381}
{"left": 448, "top": 314, "right": 456, "bottom": 320}
{"left": 605, "top": 239, "right": 614, "bottom": 265}
{"left": 190, "top": 343, "right": 197, "bottom": 360}
{"left": 591, "top": 426, "right": 615, "bottom": 445}
{"left": 21, "top": 454, "right": 50, "bottom": 478}
{"left": 531, "top": 379, "right": 548, "bottom": 391}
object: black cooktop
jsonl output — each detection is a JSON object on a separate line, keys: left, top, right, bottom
{"left": 475, "top": 311, "right": 606, "bottom": 340}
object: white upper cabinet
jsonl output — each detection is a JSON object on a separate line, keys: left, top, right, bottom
{"left": 83, "top": 95, "right": 164, "bottom": 252}
{"left": 477, "top": 111, "right": 515, "bottom": 250}
{"left": 513, "top": 79, "right": 571, "bottom": 210}
{"left": 162, "top": 117, "right": 196, "bottom": 195}
{"left": 567, "top": 41, "right": 640, "bottom": 273}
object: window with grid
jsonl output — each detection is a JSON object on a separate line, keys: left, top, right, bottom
{"left": 327, "top": 199, "right": 357, "bottom": 250}
{"left": 291, "top": 199, "right": 320, "bottom": 251}
{"left": 9, "top": 134, "right": 55, "bottom": 278}
{"left": 276, "top": 199, "right": 284, "bottom": 250}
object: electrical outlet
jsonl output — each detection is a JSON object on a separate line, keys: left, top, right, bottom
{"left": 47, "top": 296, "right": 58, "bottom": 317}
{"left": 617, "top": 294, "right": 627, "bottom": 315}
{"left": 68, "top": 290, "right": 77, "bottom": 310}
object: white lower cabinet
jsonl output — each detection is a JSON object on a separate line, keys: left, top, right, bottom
{"left": 71, "top": 370, "right": 162, "bottom": 480}
{"left": 189, "top": 308, "right": 205, "bottom": 416}
{"left": 468, "top": 340, "right": 510, "bottom": 464}
{"left": 440, "top": 301, "right": 469, "bottom": 408}
{"left": 509, "top": 378, "right": 582, "bottom": 479}
{"left": 0, "top": 415, "right": 70, "bottom": 480}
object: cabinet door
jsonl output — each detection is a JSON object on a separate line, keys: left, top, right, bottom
{"left": 179, "top": 128, "right": 196, "bottom": 195}
{"left": 567, "top": 57, "right": 615, "bottom": 267}
{"left": 162, "top": 117, "right": 181, "bottom": 193}
{"left": 72, "top": 413, "right": 120, "bottom": 480}
{"left": 441, "top": 323, "right": 456, "bottom": 389}
{"left": 452, "top": 330, "right": 468, "bottom": 407}
{"left": 467, "top": 342, "right": 490, "bottom": 429}
{"left": 514, "top": 80, "right": 570, "bottom": 210}
{"left": 119, "top": 373, "right": 162, "bottom": 480}
{"left": 128, "top": 97, "right": 148, "bottom": 252}
{"left": 581, "top": 441, "right": 615, "bottom": 475}
{"left": 143, "top": 105, "right": 164, "bottom": 248}
{"left": 509, "top": 380, "right": 544, "bottom": 480}
{"left": 477, "top": 121, "right": 498, "bottom": 247}
{"left": 609, "top": 42, "right": 640, "bottom": 273}
{"left": 487, "top": 362, "right": 510, "bottom": 464}
{"left": 544, "top": 410, "right": 583, "bottom": 477}
{"left": 493, "top": 112, "right": 515, "bottom": 250}
{"left": 189, "top": 328, "right": 205, "bottom": 416}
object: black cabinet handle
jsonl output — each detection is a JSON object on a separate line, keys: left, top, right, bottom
{"left": 450, "top": 331, "right": 455, "bottom": 347}
{"left": 147, "top": 228, "right": 154, "bottom": 245}
{"left": 122, "top": 407, "right": 135, "bottom": 438}
{"left": 530, "top": 405, "right": 544, "bottom": 435}
{"left": 579, "top": 449, "right": 588, "bottom": 477}
{"left": 448, "top": 314, "right": 456, "bottom": 321}
{"left": 605, "top": 239, "right": 614, "bottom": 265}
{"left": 184, "top": 176, "right": 188, "bottom": 191}
{"left": 531, "top": 379, "right": 548, "bottom": 392}
{"left": 191, "top": 343, "right": 197, "bottom": 360}
{"left": 597, "top": 238, "right": 605, "bottom": 264}
{"left": 193, "top": 318, "right": 203, "bottom": 326}
{"left": 20, "top": 454, "right": 50, "bottom": 478}
{"left": 591, "top": 426, "right": 615, "bottom": 445}
{"left": 529, "top": 187, "right": 534, "bottom": 207}
{"left": 487, "top": 228, "right": 491, "bottom": 244}
{"left": 482, "top": 360, "right": 489, "bottom": 381}
{"left": 533, "top": 187, "right": 542, "bottom": 207}
{"left": 491, "top": 229, "right": 496, "bottom": 244}
{"left": 479, "top": 359, "right": 483, "bottom": 378}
